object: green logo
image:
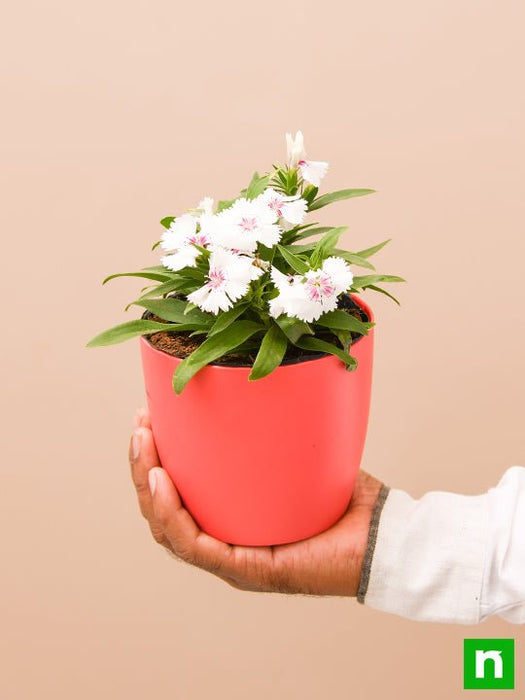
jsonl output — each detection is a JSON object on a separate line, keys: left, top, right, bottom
{"left": 464, "top": 639, "right": 514, "bottom": 690}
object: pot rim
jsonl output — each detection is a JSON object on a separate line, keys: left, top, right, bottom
{"left": 141, "top": 292, "right": 374, "bottom": 369}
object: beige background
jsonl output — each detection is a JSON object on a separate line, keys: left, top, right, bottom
{"left": 1, "top": 0, "right": 524, "bottom": 698}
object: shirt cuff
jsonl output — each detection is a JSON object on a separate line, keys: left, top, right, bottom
{"left": 357, "top": 486, "right": 488, "bottom": 625}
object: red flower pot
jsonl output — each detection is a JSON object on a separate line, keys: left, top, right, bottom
{"left": 140, "top": 295, "right": 374, "bottom": 546}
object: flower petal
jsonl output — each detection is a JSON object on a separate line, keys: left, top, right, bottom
{"left": 299, "top": 160, "right": 329, "bottom": 187}
{"left": 286, "top": 130, "right": 306, "bottom": 167}
{"left": 282, "top": 198, "right": 307, "bottom": 225}
{"left": 322, "top": 256, "right": 353, "bottom": 293}
{"left": 161, "top": 246, "right": 200, "bottom": 271}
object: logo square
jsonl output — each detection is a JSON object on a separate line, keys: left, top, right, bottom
{"left": 464, "top": 639, "right": 514, "bottom": 690}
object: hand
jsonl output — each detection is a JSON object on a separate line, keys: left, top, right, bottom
{"left": 129, "top": 409, "right": 383, "bottom": 596}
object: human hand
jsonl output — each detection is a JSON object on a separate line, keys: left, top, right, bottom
{"left": 130, "top": 409, "right": 383, "bottom": 596}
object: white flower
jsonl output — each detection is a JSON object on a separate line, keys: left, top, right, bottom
{"left": 268, "top": 267, "right": 310, "bottom": 320}
{"left": 196, "top": 197, "right": 214, "bottom": 216}
{"left": 269, "top": 256, "right": 353, "bottom": 323}
{"left": 259, "top": 188, "right": 307, "bottom": 226}
{"left": 286, "top": 130, "right": 306, "bottom": 167}
{"left": 160, "top": 215, "right": 208, "bottom": 271}
{"left": 285, "top": 130, "right": 329, "bottom": 187}
{"left": 214, "top": 198, "right": 282, "bottom": 253}
{"left": 187, "top": 247, "right": 263, "bottom": 315}
{"left": 160, "top": 202, "right": 218, "bottom": 271}
{"left": 298, "top": 160, "right": 329, "bottom": 187}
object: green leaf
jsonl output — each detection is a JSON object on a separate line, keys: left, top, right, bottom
{"left": 190, "top": 242, "right": 210, "bottom": 257}
{"left": 291, "top": 225, "right": 333, "bottom": 242}
{"left": 310, "top": 226, "right": 348, "bottom": 268}
{"left": 276, "top": 244, "right": 309, "bottom": 274}
{"left": 141, "top": 265, "right": 174, "bottom": 273}
{"left": 280, "top": 243, "right": 314, "bottom": 254}
{"left": 151, "top": 240, "right": 161, "bottom": 251}
{"left": 314, "top": 309, "right": 373, "bottom": 335}
{"left": 352, "top": 274, "right": 405, "bottom": 289}
{"left": 274, "top": 315, "right": 314, "bottom": 343}
{"left": 366, "top": 284, "right": 401, "bottom": 305}
{"left": 102, "top": 271, "right": 173, "bottom": 285}
{"left": 356, "top": 239, "right": 391, "bottom": 259}
{"left": 172, "top": 321, "right": 264, "bottom": 394}
{"left": 169, "top": 266, "right": 204, "bottom": 282}
{"left": 308, "top": 189, "right": 376, "bottom": 212}
{"left": 249, "top": 323, "right": 288, "bottom": 380}
{"left": 334, "top": 329, "right": 352, "bottom": 354}
{"left": 217, "top": 199, "right": 235, "bottom": 213}
{"left": 208, "top": 302, "right": 250, "bottom": 336}
{"left": 87, "top": 319, "right": 183, "bottom": 347}
{"left": 184, "top": 302, "right": 198, "bottom": 315}
{"left": 293, "top": 336, "right": 357, "bottom": 370}
{"left": 136, "top": 278, "right": 190, "bottom": 301}
{"left": 246, "top": 172, "right": 270, "bottom": 200}
{"left": 302, "top": 184, "right": 318, "bottom": 205}
{"left": 160, "top": 216, "right": 175, "bottom": 228}
{"left": 133, "top": 298, "right": 213, "bottom": 325}
{"left": 331, "top": 249, "right": 375, "bottom": 270}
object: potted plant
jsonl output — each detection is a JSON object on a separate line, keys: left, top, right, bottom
{"left": 88, "top": 132, "right": 403, "bottom": 546}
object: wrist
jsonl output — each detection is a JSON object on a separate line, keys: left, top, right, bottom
{"left": 346, "top": 472, "right": 387, "bottom": 597}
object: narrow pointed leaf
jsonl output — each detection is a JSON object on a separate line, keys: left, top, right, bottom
{"left": 87, "top": 319, "right": 192, "bottom": 347}
{"left": 310, "top": 227, "right": 347, "bottom": 267}
{"left": 302, "top": 184, "right": 318, "bottom": 205}
{"left": 173, "top": 321, "right": 264, "bottom": 394}
{"left": 134, "top": 298, "right": 213, "bottom": 325}
{"left": 275, "top": 315, "right": 314, "bottom": 343}
{"left": 366, "top": 284, "right": 401, "bottom": 305}
{"left": 356, "top": 239, "right": 391, "bottom": 259}
{"left": 209, "top": 302, "right": 250, "bottom": 336}
{"left": 331, "top": 249, "right": 375, "bottom": 270}
{"left": 137, "top": 278, "right": 190, "bottom": 301}
{"left": 308, "top": 189, "right": 376, "bottom": 212}
{"left": 160, "top": 216, "right": 175, "bottom": 228}
{"left": 352, "top": 274, "right": 405, "bottom": 289}
{"left": 217, "top": 199, "right": 235, "bottom": 213}
{"left": 249, "top": 323, "right": 288, "bottom": 380}
{"left": 315, "top": 309, "right": 373, "bottom": 335}
{"left": 293, "top": 336, "right": 358, "bottom": 369}
{"left": 291, "top": 226, "right": 334, "bottom": 242}
{"left": 142, "top": 265, "right": 175, "bottom": 273}
{"left": 246, "top": 172, "right": 270, "bottom": 200}
{"left": 103, "top": 271, "right": 173, "bottom": 285}
{"left": 276, "top": 244, "right": 309, "bottom": 274}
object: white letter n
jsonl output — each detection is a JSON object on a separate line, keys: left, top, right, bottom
{"left": 475, "top": 650, "right": 503, "bottom": 679}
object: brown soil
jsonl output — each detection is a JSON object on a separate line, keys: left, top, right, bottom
{"left": 145, "top": 293, "right": 369, "bottom": 367}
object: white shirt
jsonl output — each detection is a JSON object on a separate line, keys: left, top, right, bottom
{"left": 358, "top": 467, "right": 525, "bottom": 624}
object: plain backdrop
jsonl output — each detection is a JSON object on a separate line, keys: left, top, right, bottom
{"left": 1, "top": 0, "right": 524, "bottom": 698}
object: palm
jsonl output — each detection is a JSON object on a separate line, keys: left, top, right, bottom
{"left": 130, "top": 409, "right": 382, "bottom": 598}
{"left": 224, "top": 472, "right": 380, "bottom": 596}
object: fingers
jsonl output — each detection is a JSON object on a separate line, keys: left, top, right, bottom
{"left": 147, "top": 467, "right": 238, "bottom": 577}
{"left": 133, "top": 406, "right": 152, "bottom": 430}
{"left": 129, "top": 417, "right": 169, "bottom": 547}
{"left": 130, "top": 408, "right": 278, "bottom": 590}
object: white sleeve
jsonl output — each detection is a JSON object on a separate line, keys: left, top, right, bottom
{"left": 357, "top": 466, "right": 525, "bottom": 624}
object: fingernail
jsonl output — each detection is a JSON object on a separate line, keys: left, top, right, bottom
{"left": 132, "top": 429, "right": 142, "bottom": 460}
{"left": 148, "top": 469, "right": 157, "bottom": 497}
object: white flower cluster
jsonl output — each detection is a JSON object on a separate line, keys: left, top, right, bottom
{"left": 160, "top": 132, "right": 353, "bottom": 322}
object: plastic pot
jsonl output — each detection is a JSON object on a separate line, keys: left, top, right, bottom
{"left": 140, "top": 294, "right": 374, "bottom": 546}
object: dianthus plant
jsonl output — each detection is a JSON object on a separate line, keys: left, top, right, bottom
{"left": 88, "top": 132, "right": 403, "bottom": 393}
